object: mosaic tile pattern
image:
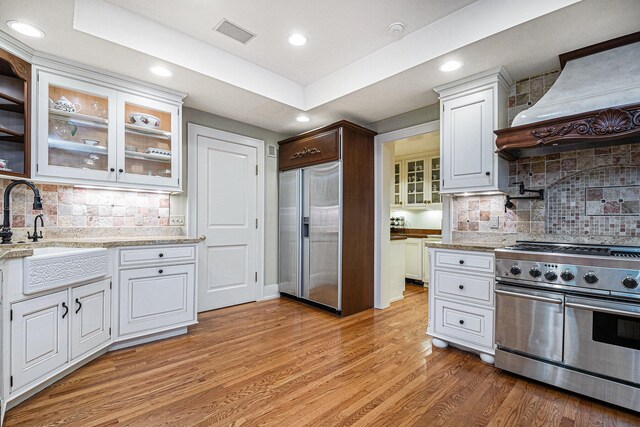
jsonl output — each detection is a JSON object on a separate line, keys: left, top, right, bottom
{"left": 452, "top": 144, "right": 640, "bottom": 237}
{"left": 0, "top": 180, "right": 170, "bottom": 228}
{"left": 508, "top": 70, "right": 560, "bottom": 126}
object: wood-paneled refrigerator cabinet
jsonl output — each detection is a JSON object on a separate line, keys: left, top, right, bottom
{"left": 278, "top": 121, "right": 376, "bottom": 316}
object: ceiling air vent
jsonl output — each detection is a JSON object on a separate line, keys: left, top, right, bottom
{"left": 214, "top": 19, "right": 256, "bottom": 44}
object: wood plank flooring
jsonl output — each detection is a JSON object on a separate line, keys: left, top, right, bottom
{"left": 5, "top": 285, "right": 640, "bottom": 426}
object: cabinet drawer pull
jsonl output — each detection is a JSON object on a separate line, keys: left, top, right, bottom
{"left": 159, "top": 253, "right": 164, "bottom": 258}
{"left": 75, "top": 298, "right": 82, "bottom": 314}
{"left": 459, "top": 319, "right": 465, "bottom": 325}
{"left": 159, "top": 269, "right": 164, "bottom": 274}
{"left": 62, "top": 302, "right": 69, "bottom": 319}
{"left": 485, "top": 171, "right": 490, "bottom": 176}
{"left": 119, "top": 168, "right": 124, "bottom": 173}
{"left": 459, "top": 260, "right": 464, "bottom": 264}
{"left": 110, "top": 168, "right": 115, "bottom": 172}
{"left": 458, "top": 285, "right": 464, "bottom": 290}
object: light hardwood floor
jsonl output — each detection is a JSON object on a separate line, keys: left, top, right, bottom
{"left": 5, "top": 285, "right": 640, "bottom": 426}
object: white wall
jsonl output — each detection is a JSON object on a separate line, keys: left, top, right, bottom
{"left": 391, "top": 209, "right": 442, "bottom": 230}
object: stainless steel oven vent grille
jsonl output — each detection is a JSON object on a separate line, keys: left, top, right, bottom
{"left": 611, "top": 251, "right": 640, "bottom": 258}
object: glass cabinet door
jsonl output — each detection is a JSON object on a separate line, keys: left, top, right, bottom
{"left": 116, "top": 93, "right": 179, "bottom": 188}
{"left": 37, "top": 72, "right": 117, "bottom": 181}
{"left": 405, "top": 158, "right": 425, "bottom": 206}
{"left": 392, "top": 161, "right": 402, "bottom": 206}
{"left": 430, "top": 156, "right": 441, "bottom": 204}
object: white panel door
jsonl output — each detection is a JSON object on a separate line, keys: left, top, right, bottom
{"left": 197, "top": 135, "right": 258, "bottom": 311}
{"left": 119, "top": 264, "right": 196, "bottom": 336}
{"left": 405, "top": 238, "right": 423, "bottom": 280}
{"left": 71, "top": 278, "right": 111, "bottom": 359}
{"left": 11, "top": 291, "right": 69, "bottom": 391}
{"left": 442, "top": 88, "right": 494, "bottom": 191}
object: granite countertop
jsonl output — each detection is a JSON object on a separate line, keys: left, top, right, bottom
{"left": 425, "top": 241, "right": 506, "bottom": 253}
{"left": 0, "top": 235, "right": 205, "bottom": 260}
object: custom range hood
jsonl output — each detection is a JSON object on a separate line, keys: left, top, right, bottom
{"left": 495, "top": 32, "right": 640, "bottom": 160}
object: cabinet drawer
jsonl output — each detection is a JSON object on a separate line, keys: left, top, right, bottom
{"left": 119, "top": 264, "right": 196, "bottom": 336}
{"left": 433, "top": 250, "right": 494, "bottom": 273}
{"left": 434, "top": 270, "right": 493, "bottom": 305}
{"left": 119, "top": 245, "right": 196, "bottom": 267}
{"left": 434, "top": 298, "right": 494, "bottom": 349}
{"left": 279, "top": 129, "right": 340, "bottom": 171}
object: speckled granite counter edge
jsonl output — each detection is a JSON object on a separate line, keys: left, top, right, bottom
{"left": 425, "top": 242, "right": 504, "bottom": 253}
{"left": 0, "top": 236, "right": 205, "bottom": 259}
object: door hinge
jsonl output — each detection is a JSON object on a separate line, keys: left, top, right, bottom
{"left": 10, "top": 376, "right": 13, "bottom": 387}
{"left": 256, "top": 165, "right": 258, "bottom": 175}
{"left": 36, "top": 163, "right": 39, "bottom": 172}
{"left": 109, "top": 280, "right": 112, "bottom": 290}
{"left": 109, "top": 327, "right": 111, "bottom": 336}
{"left": 255, "top": 218, "right": 258, "bottom": 229}
{"left": 255, "top": 272, "right": 258, "bottom": 282}
{"left": 442, "top": 104, "right": 445, "bottom": 111}
{"left": 178, "top": 178, "right": 180, "bottom": 185}
{"left": 10, "top": 309, "right": 13, "bottom": 321}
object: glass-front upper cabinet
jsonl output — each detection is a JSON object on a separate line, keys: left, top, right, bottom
{"left": 429, "top": 156, "right": 441, "bottom": 204}
{"left": 37, "top": 73, "right": 117, "bottom": 181}
{"left": 405, "top": 158, "right": 425, "bottom": 206}
{"left": 392, "top": 161, "right": 403, "bottom": 207}
{"left": 117, "top": 93, "right": 179, "bottom": 188}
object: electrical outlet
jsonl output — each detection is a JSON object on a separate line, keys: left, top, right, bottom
{"left": 170, "top": 215, "right": 185, "bottom": 226}
{"left": 490, "top": 216, "right": 500, "bottom": 229}
{"left": 135, "top": 215, "right": 144, "bottom": 226}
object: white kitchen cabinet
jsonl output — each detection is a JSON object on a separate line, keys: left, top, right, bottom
{"left": 392, "top": 155, "right": 442, "bottom": 208}
{"left": 10, "top": 290, "right": 69, "bottom": 392}
{"left": 391, "top": 161, "right": 403, "bottom": 207}
{"left": 427, "top": 248, "right": 496, "bottom": 364}
{"left": 118, "top": 263, "right": 196, "bottom": 337}
{"left": 35, "top": 68, "right": 184, "bottom": 192}
{"left": 405, "top": 238, "right": 423, "bottom": 280}
{"left": 390, "top": 238, "right": 406, "bottom": 302}
{"left": 435, "top": 67, "right": 511, "bottom": 194}
{"left": 422, "top": 245, "right": 430, "bottom": 284}
{"left": 70, "top": 279, "right": 111, "bottom": 360}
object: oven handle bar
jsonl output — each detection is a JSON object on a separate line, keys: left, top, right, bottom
{"left": 495, "top": 289, "right": 563, "bottom": 305}
{"left": 565, "top": 302, "right": 640, "bottom": 319}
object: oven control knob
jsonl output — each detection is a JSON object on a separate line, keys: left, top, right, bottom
{"left": 584, "top": 273, "right": 599, "bottom": 284}
{"left": 529, "top": 268, "right": 542, "bottom": 278}
{"left": 622, "top": 277, "right": 639, "bottom": 289}
{"left": 544, "top": 271, "right": 558, "bottom": 281}
{"left": 510, "top": 266, "right": 521, "bottom": 275}
{"left": 560, "top": 270, "right": 575, "bottom": 281}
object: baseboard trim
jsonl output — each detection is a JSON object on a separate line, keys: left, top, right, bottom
{"left": 263, "top": 284, "right": 280, "bottom": 300}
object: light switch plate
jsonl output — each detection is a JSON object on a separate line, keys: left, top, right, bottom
{"left": 170, "top": 215, "right": 185, "bottom": 226}
{"left": 490, "top": 216, "right": 500, "bottom": 229}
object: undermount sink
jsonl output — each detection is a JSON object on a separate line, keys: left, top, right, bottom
{"left": 23, "top": 247, "right": 108, "bottom": 295}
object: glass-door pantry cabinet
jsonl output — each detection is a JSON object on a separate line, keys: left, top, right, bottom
{"left": 35, "top": 70, "right": 182, "bottom": 191}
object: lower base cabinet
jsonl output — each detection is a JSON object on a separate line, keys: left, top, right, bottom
{"left": 119, "top": 263, "right": 195, "bottom": 336}
{"left": 10, "top": 278, "right": 111, "bottom": 392}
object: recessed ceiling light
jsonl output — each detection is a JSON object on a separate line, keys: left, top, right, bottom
{"left": 150, "top": 66, "right": 172, "bottom": 77}
{"left": 439, "top": 60, "right": 463, "bottom": 72}
{"left": 388, "top": 22, "right": 405, "bottom": 36}
{"left": 288, "top": 33, "right": 307, "bottom": 46}
{"left": 296, "top": 115, "right": 310, "bottom": 123}
{"left": 6, "top": 20, "right": 45, "bottom": 38}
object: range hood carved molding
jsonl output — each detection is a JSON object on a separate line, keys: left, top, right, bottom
{"left": 495, "top": 32, "right": 640, "bottom": 160}
{"left": 495, "top": 103, "right": 640, "bottom": 160}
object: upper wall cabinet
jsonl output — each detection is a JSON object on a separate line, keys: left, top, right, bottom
{"left": 0, "top": 48, "right": 31, "bottom": 178}
{"left": 435, "top": 67, "right": 512, "bottom": 194}
{"left": 35, "top": 68, "right": 184, "bottom": 192}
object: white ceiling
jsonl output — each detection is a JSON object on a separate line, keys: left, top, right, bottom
{"left": 2, "top": 0, "right": 639, "bottom": 135}
{"left": 394, "top": 132, "right": 440, "bottom": 157}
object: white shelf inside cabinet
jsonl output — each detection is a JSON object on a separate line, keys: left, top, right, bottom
{"left": 124, "top": 150, "right": 172, "bottom": 163}
{"left": 49, "top": 108, "right": 108, "bottom": 127}
{"left": 48, "top": 138, "right": 108, "bottom": 155}
{"left": 124, "top": 123, "right": 171, "bottom": 139}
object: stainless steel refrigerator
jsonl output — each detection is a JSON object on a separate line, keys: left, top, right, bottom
{"left": 278, "top": 161, "right": 341, "bottom": 311}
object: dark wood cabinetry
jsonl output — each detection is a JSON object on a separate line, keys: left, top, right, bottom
{"left": 278, "top": 120, "right": 376, "bottom": 316}
{"left": 0, "top": 47, "right": 31, "bottom": 178}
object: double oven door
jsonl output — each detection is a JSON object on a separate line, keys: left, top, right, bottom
{"left": 495, "top": 283, "right": 640, "bottom": 385}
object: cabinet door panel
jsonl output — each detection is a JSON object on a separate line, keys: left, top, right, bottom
{"left": 71, "top": 278, "right": 111, "bottom": 359}
{"left": 11, "top": 291, "right": 68, "bottom": 391}
{"left": 119, "top": 264, "right": 195, "bottom": 336}
{"left": 442, "top": 88, "right": 494, "bottom": 191}
{"left": 116, "top": 92, "right": 180, "bottom": 189}
{"left": 37, "top": 71, "right": 117, "bottom": 182}
{"left": 404, "top": 238, "right": 423, "bottom": 280}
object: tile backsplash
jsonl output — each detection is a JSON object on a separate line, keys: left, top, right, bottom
{"left": 0, "top": 180, "right": 170, "bottom": 228}
{"left": 508, "top": 70, "right": 559, "bottom": 126}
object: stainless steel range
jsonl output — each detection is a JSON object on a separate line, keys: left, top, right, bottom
{"left": 494, "top": 241, "right": 640, "bottom": 412}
